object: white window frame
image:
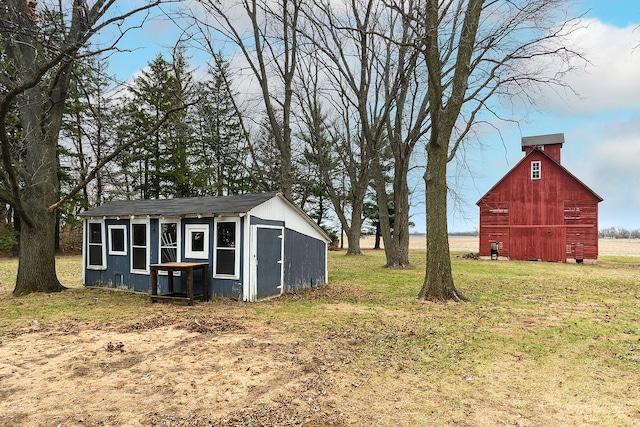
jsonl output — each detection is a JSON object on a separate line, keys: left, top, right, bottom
{"left": 214, "top": 217, "right": 240, "bottom": 279}
{"left": 87, "top": 220, "right": 106, "bottom": 270}
{"left": 185, "top": 223, "right": 209, "bottom": 259}
{"left": 531, "top": 161, "right": 541, "bottom": 180}
{"left": 130, "top": 219, "right": 150, "bottom": 274}
{"left": 108, "top": 224, "right": 127, "bottom": 256}
{"left": 159, "top": 219, "right": 181, "bottom": 264}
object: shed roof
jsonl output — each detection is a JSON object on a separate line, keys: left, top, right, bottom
{"left": 521, "top": 133, "right": 564, "bottom": 150}
{"left": 79, "top": 192, "right": 280, "bottom": 218}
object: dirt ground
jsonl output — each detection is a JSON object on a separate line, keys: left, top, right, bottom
{"left": 1, "top": 237, "right": 639, "bottom": 426}
{"left": 0, "top": 314, "right": 355, "bottom": 427}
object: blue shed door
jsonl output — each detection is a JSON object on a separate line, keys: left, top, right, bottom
{"left": 256, "top": 227, "right": 283, "bottom": 299}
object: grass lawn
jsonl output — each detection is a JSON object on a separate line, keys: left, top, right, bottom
{"left": 1, "top": 250, "right": 639, "bottom": 425}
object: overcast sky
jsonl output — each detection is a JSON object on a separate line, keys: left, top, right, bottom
{"left": 106, "top": 0, "right": 640, "bottom": 233}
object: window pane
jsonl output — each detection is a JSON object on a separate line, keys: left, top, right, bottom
{"left": 132, "top": 224, "right": 146, "bottom": 246}
{"left": 531, "top": 161, "right": 541, "bottom": 179}
{"left": 217, "top": 222, "right": 236, "bottom": 248}
{"left": 216, "top": 249, "right": 235, "bottom": 275}
{"left": 161, "top": 247, "right": 177, "bottom": 263}
{"left": 89, "top": 245, "right": 102, "bottom": 266}
{"left": 110, "top": 228, "right": 125, "bottom": 252}
{"left": 132, "top": 247, "right": 147, "bottom": 270}
{"left": 161, "top": 223, "right": 177, "bottom": 247}
{"left": 191, "top": 231, "right": 205, "bottom": 252}
{"left": 89, "top": 223, "right": 102, "bottom": 243}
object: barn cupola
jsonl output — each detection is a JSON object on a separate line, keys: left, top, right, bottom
{"left": 521, "top": 132, "right": 564, "bottom": 164}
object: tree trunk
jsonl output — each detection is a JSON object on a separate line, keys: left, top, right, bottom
{"left": 14, "top": 209, "right": 64, "bottom": 295}
{"left": 418, "top": 140, "right": 466, "bottom": 302}
{"left": 388, "top": 165, "right": 411, "bottom": 266}
{"left": 373, "top": 157, "right": 411, "bottom": 267}
{"left": 345, "top": 205, "right": 364, "bottom": 255}
{"left": 13, "top": 88, "right": 65, "bottom": 295}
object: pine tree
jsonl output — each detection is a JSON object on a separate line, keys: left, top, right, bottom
{"left": 60, "top": 53, "right": 115, "bottom": 213}
{"left": 115, "top": 47, "right": 196, "bottom": 199}
{"left": 193, "top": 54, "right": 252, "bottom": 196}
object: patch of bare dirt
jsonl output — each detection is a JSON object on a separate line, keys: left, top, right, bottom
{"left": 0, "top": 317, "right": 348, "bottom": 427}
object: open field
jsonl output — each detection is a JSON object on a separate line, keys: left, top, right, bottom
{"left": 1, "top": 248, "right": 639, "bottom": 426}
{"left": 358, "top": 235, "right": 640, "bottom": 256}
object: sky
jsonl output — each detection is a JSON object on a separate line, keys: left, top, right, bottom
{"left": 102, "top": 0, "right": 640, "bottom": 234}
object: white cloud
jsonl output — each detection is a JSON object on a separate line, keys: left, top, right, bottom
{"left": 541, "top": 19, "right": 640, "bottom": 114}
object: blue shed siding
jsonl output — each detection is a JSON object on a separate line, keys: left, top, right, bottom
{"left": 283, "top": 229, "right": 327, "bottom": 291}
{"left": 209, "top": 217, "right": 245, "bottom": 299}
{"left": 174, "top": 217, "right": 246, "bottom": 300}
{"left": 83, "top": 206, "right": 328, "bottom": 301}
{"left": 85, "top": 217, "right": 216, "bottom": 295}
{"left": 84, "top": 218, "right": 152, "bottom": 292}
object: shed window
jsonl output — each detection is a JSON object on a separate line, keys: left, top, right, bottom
{"left": 159, "top": 220, "right": 180, "bottom": 263}
{"left": 108, "top": 225, "right": 127, "bottom": 256}
{"left": 131, "top": 220, "right": 149, "bottom": 274}
{"left": 214, "top": 218, "right": 240, "bottom": 278}
{"left": 87, "top": 221, "right": 106, "bottom": 269}
{"left": 185, "top": 224, "right": 209, "bottom": 259}
{"left": 531, "top": 161, "right": 541, "bottom": 180}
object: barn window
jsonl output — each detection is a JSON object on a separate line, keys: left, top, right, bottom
{"left": 531, "top": 161, "right": 541, "bottom": 180}
{"left": 131, "top": 220, "right": 150, "bottom": 274}
{"left": 185, "top": 224, "right": 209, "bottom": 259}
{"left": 159, "top": 220, "right": 180, "bottom": 263}
{"left": 108, "top": 225, "right": 127, "bottom": 256}
{"left": 87, "top": 221, "right": 106, "bottom": 269}
{"left": 214, "top": 218, "right": 240, "bottom": 279}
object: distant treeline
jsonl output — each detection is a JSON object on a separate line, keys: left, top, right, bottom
{"left": 599, "top": 227, "right": 640, "bottom": 239}
{"left": 448, "top": 231, "right": 479, "bottom": 237}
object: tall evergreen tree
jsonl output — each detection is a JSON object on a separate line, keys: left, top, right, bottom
{"left": 115, "top": 47, "right": 196, "bottom": 199}
{"left": 60, "top": 52, "right": 115, "bottom": 213}
{"left": 193, "top": 53, "right": 251, "bottom": 196}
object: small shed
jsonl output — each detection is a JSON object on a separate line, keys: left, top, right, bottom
{"left": 477, "top": 133, "right": 603, "bottom": 262}
{"left": 79, "top": 192, "right": 331, "bottom": 301}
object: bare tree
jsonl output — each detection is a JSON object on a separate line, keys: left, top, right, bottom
{"left": 296, "top": 51, "right": 366, "bottom": 255}
{"left": 193, "top": 0, "right": 304, "bottom": 199}
{"left": 0, "top": 0, "right": 180, "bottom": 295}
{"left": 401, "top": 0, "right": 584, "bottom": 301}
{"left": 369, "top": 0, "right": 430, "bottom": 268}
{"left": 300, "top": 0, "right": 399, "bottom": 256}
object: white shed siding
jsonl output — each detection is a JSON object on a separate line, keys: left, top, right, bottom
{"left": 249, "top": 195, "right": 329, "bottom": 242}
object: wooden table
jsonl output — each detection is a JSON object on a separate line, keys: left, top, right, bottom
{"left": 150, "top": 262, "right": 209, "bottom": 305}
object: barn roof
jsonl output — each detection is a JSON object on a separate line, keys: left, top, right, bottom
{"left": 521, "top": 133, "right": 564, "bottom": 150}
{"left": 476, "top": 147, "right": 603, "bottom": 205}
{"left": 79, "top": 192, "right": 281, "bottom": 218}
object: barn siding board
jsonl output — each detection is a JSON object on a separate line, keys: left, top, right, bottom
{"left": 477, "top": 138, "right": 601, "bottom": 262}
{"left": 479, "top": 226, "right": 510, "bottom": 258}
{"left": 479, "top": 202, "right": 509, "bottom": 225}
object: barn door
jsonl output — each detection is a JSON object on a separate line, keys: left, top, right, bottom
{"left": 255, "top": 226, "right": 283, "bottom": 300}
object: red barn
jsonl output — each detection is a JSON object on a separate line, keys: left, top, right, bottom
{"left": 477, "top": 133, "right": 603, "bottom": 262}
